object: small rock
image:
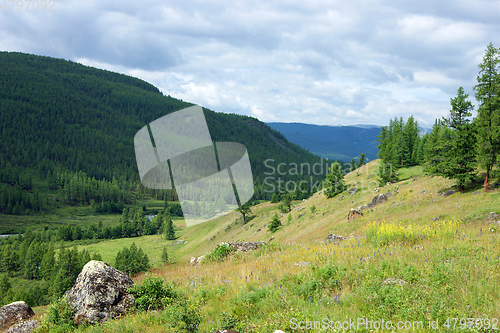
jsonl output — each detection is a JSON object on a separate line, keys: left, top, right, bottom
{"left": 370, "top": 193, "right": 389, "bottom": 207}
{"left": 347, "top": 209, "right": 363, "bottom": 222}
{"left": 374, "top": 187, "right": 379, "bottom": 192}
{"left": 0, "top": 302, "right": 35, "bottom": 330}
{"left": 269, "top": 237, "right": 274, "bottom": 242}
{"left": 472, "top": 191, "right": 482, "bottom": 195}
{"left": 384, "top": 192, "right": 393, "bottom": 198}
{"left": 382, "top": 278, "right": 407, "bottom": 286}
{"left": 432, "top": 217, "right": 440, "bottom": 221}
{"left": 324, "top": 234, "right": 347, "bottom": 243}
{"left": 172, "top": 239, "right": 187, "bottom": 245}
{"left": 358, "top": 204, "right": 369, "bottom": 211}
{"left": 367, "top": 174, "right": 375, "bottom": 179}
{"left": 5, "top": 320, "right": 39, "bottom": 333}
{"left": 348, "top": 187, "right": 358, "bottom": 195}
{"left": 442, "top": 190, "right": 455, "bottom": 197}
{"left": 485, "top": 212, "right": 500, "bottom": 223}
{"left": 293, "top": 261, "right": 311, "bottom": 266}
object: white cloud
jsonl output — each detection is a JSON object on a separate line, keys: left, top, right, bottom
{"left": 1, "top": 0, "right": 499, "bottom": 126}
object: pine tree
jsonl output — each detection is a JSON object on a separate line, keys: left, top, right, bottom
{"left": 161, "top": 246, "right": 169, "bottom": 263}
{"left": 163, "top": 208, "right": 176, "bottom": 240}
{"left": 40, "top": 243, "right": 55, "bottom": 280}
{"left": 440, "top": 87, "right": 477, "bottom": 191}
{"left": 350, "top": 158, "right": 357, "bottom": 172}
{"left": 237, "top": 203, "right": 251, "bottom": 224}
{"left": 324, "top": 162, "right": 345, "bottom": 198}
{"left": 473, "top": 43, "right": 500, "bottom": 191}
{"left": 357, "top": 153, "right": 367, "bottom": 168}
{"left": 268, "top": 213, "right": 281, "bottom": 233}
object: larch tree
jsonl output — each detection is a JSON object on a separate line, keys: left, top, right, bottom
{"left": 473, "top": 43, "right": 500, "bottom": 191}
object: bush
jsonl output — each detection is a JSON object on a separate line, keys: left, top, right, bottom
{"left": 128, "top": 276, "right": 176, "bottom": 311}
{"left": 219, "top": 311, "right": 237, "bottom": 330}
{"left": 36, "top": 296, "right": 76, "bottom": 333}
{"left": 207, "top": 243, "right": 234, "bottom": 262}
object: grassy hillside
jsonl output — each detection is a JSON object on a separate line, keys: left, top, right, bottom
{"left": 56, "top": 160, "right": 500, "bottom": 332}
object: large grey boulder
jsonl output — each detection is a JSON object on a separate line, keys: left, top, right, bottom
{"left": 0, "top": 301, "right": 35, "bottom": 330}
{"left": 65, "top": 260, "right": 135, "bottom": 324}
{"left": 5, "top": 319, "right": 39, "bottom": 333}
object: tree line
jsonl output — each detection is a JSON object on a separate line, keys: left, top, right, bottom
{"left": 376, "top": 43, "right": 500, "bottom": 191}
{"left": 0, "top": 207, "right": 173, "bottom": 307}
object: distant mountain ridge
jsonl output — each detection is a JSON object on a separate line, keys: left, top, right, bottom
{"left": 266, "top": 122, "right": 381, "bottom": 162}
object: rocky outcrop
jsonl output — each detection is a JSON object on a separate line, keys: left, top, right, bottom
{"left": 0, "top": 302, "right": 35, "bottom": 330}
{"left": 5, "top": 319, "right": 39, "bottom": 333}
{"left": 347, "top": 209, "right": 363, "bottom": 222}
{"left": 442, "top": 190, "right": 455, "bottom": 197}
{"left": 226, "top": 242, "right": 266, "bottom": 252}
{"left": 370, "top": 193, "right": 389, "bottom": 207}
{"left": 65, "top": 261, "right": 135, "bottom": 324}
{"left": 324, "top": 234, "right": 346, "bottom": 243}
{"left": 485, "top": 212, "right": 499, "bottom": 223}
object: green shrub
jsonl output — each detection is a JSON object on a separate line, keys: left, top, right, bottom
{"left": 128, "top": 275, "right": 176, "bottom": 311}
{"left": 156, "top": 298, "right": 201, "bottom": 332}
{"left": 207, "top": 243, "right": 234, "bottom": 262}
{"left": 219, "top": 311, "right": 237, "bottom": 330}
{"left": 36, "top": 296, "right": 76, "bottom": 333}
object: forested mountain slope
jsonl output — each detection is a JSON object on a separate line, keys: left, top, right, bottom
{"left": 0, "top": 52, "right": 326, "bottom": 216}
{"left": 267, "top": 122, "right": 381, "bottom": 161}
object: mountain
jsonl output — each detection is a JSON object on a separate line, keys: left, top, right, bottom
{"left": 0, "top": 52, "right": 324, "bottom": 218}
{"left": 267, "top": 122, "right": 381, "bottom": 162}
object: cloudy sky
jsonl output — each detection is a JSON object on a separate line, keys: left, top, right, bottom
{"left": 1, "top": 0, "right": 499, "bottom": 126}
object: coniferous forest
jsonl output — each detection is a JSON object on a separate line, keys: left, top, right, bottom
{"left": 375, "top": 43, "right": 500, "bottom": 192}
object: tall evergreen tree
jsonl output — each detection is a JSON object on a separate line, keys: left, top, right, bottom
{"left": 357, "top": 153, "right": 367, "bottom": 168}
{"left": 324, "top": 162, "right": 345, "bottom": 198}
{"left": 473, "top": 43, "right": 500, "bottom": 191}
{"left": 435, "top": 87, "right": 477, "bottom": 191}
{"left": 163, "top": 208, "right": 176, "bottom": 240}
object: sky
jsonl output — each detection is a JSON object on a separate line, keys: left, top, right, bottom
{"left": 1, "top": 0, "right": 499, "bottom": 127}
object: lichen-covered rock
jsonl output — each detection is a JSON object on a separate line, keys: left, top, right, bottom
{"left": 370, "top": 193, "right": 388, "bottom": 207}
{"left": 65, "top": 260, "right": 135, "bottom": 324}
{"left": 5, "top": 319, "right": 39, "bottom": 333}
{"left": 226, "top": 242, "right": 266, "bottom": 252}
{"left": 0, "top": 301, "right": 35, "bottom": 330}
{"left": 324, "top": 234, "right": 347, "bottom": 243}
{"left": 382, "top": 278, "right": 407, "bottom": 286}
{"left": 485, "top": 212, "right": 499, "bottom": 223}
